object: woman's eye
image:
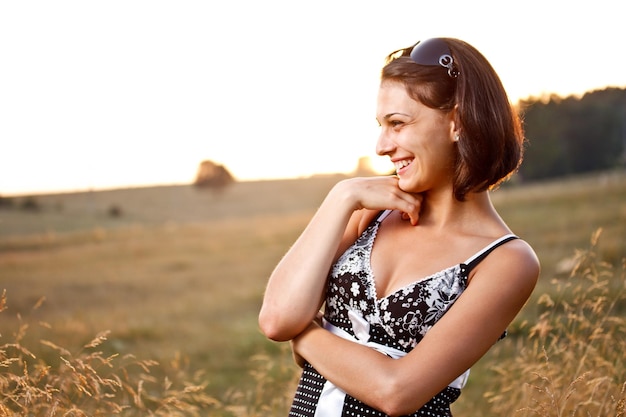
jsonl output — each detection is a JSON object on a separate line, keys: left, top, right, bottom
{"left": 390, "top": 120, "right": 403, "bottom": 127}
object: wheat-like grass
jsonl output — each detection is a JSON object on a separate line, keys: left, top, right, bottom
{"left": 485, "top": 229, "right": 626, "bottom": 416}
{"left": 0, "top": 289, "right": 227, "bottom": 416}
{"left": 0, "top": 287, "right": 303, "bottom": 417}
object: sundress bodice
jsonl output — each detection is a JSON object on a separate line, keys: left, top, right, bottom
{"left": 326, "top": 213, "right": 468, "bottom": 352}
{"left": 289, "top": 210, "right": 517, "bottom": 417}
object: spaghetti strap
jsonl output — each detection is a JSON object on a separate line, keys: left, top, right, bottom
{"left": 458, "top": 233, "right": 519, "bottom": 342}
{"left": 462, "top": 234, "right": 518, "bottom": 274}
{"left": 376, "top": 209, "right": 393, "bottom": 222}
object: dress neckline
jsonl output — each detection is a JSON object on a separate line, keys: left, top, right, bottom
{"left": 367, "top": 211, "right": 517, "bottom": 302}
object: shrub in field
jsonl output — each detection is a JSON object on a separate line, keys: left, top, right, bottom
{"left": 486, "top": 229, "right": 626, "bottom": 416}
{"left": 0, "top": 291, "right": 223, "bottom": 416}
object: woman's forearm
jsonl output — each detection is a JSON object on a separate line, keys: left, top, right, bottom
{"left": 292, "top": 323, "right": 421, "bottom": 415}
{"left": 292, "top": 322, "right": 463, "bottom": 416}
{"left": 258, "top": 182, "right": 357, "bottom": 341}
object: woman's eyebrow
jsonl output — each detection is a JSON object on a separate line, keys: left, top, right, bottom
{"left": 376, "top": 112, "right": 410, "bottom": 124}
{"left": 383, "top": 112, "right": 410, "bottom": 119}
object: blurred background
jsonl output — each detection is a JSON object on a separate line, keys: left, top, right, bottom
{"left": 1, "top": 0, "right": 625, "bottom": 196}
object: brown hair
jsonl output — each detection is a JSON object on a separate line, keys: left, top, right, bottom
{"left": 381, "top": 37, "right": 524, "bottom": 201}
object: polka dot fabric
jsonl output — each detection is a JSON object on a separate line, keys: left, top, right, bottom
{"left": 288, "top": 211, "right": 516, "bottom": 416}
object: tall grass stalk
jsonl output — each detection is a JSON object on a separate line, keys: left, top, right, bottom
{"left": 0, "top": 290, "right": 222, "bottom": 416}
{"left": 486, "top": 229, "right": 626, "bottom": 416}
{"left": 0, "top": 289, "right": 300, "bottom": 417}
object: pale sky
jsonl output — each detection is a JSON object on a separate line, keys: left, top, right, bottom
{"left": 1, "top": 0, "right": 624, "bottom": 196}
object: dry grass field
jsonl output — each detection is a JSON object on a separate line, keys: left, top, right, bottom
{"left": 1, "top": 171, "right": 624, "bottom": 415}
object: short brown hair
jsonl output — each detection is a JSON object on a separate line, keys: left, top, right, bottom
{"left": 381, "top": 38, "right": 524, "bottom": 201}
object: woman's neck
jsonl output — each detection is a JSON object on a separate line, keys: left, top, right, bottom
{"left": 417, "top": 190, "right": 505, "bottom": 234}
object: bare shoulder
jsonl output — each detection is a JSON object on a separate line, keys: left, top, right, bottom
{"left": 470, "top": 237, "right": 540, "bottom": 295}
{"left": 448, "top": 237, "right": 541, "bottom": 345}
{"left": 499, "top": 237, "right": 540, "bottom": 277}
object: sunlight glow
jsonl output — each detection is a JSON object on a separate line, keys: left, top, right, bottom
{"left": 1, "top": 0, "right": 624, "bottom": 195}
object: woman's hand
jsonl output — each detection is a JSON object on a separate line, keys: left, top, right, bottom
{"left": 334, "top": 176, "right": 423, "bottom": 225}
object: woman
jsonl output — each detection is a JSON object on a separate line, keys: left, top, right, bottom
{"left": 259, "top": 37, "right": 540, "bottom": 417}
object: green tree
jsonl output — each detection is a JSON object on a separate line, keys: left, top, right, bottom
{"left": 518, "top": 88, "right": 626, "bottom": 181}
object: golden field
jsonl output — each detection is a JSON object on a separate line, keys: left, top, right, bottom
{"left": 1, "top": 171, "right": 625, "bottom": 415}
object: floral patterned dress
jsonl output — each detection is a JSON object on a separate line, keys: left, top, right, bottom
{"left": 289, "top": 210, "right": 517, "bottom": 417}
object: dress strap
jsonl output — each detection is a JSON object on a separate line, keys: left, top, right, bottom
{"left": 376, "top": 209, "right": 393, "bottom": 222}
{"left": 462, "top": 234, "right": 519, "bottom": 275}
{"left": 460, "top": 234, "right": 519, "bottom": 342}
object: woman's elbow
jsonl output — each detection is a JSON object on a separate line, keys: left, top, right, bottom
{"left": 368, "top": 373, "right": 425, "bottom": 416}
{"left": 376, "top": 395, "right": 421, "bottom": 417}
{"left": 372, "top": 383, "right": 411, "bottom": 416}
{"left": 258, "top": 307, "right": 299, "bottom": 342}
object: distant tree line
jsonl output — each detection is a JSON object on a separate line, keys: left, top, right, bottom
{"left": 518, "top": 87, "right": 626, "bottom": 181}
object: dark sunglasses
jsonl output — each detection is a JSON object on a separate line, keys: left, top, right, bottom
{"left": 409, "top": 38, "right": 459, "bottom": 78}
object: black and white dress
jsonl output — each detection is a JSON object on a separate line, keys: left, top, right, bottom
{"left": 289, "top": 210, "right": 517, "bottom": 417}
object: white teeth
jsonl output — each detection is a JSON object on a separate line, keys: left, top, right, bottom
{"left": 394, "top": 159, "right": 413, "bottom": 170}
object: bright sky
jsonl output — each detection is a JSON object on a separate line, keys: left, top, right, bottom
{"left": 1, "top": 0, "right": 624, "bottom": 196}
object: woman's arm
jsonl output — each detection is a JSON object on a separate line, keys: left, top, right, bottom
{"left": 258, "top": 176, "right": 422, "bottom": 342}
{"left": 292, "top": 239, "right": 540, "bottom": 416}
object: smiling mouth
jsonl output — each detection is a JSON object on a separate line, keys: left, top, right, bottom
{"left": 394, "top": 159, "right": 413, "bottom": 172}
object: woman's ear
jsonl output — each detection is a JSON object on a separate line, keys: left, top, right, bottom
{"left": 449, "top": 106, "right": 460, "bottom": 143}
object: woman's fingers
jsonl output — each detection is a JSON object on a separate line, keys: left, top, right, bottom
{"left": 383, "top": 177, "right": 422, "bottom": 225}
{"left": 400, "top": 193, "right": 422, "bottom": 225}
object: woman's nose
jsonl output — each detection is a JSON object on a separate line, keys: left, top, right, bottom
{"left": 376, "top": 129, "right": 394, "bottom": 156}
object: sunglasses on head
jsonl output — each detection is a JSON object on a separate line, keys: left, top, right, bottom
{"left": 409, "top": 38, "right": 459, "bottom": 78}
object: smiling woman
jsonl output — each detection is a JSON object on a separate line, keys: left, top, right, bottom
{"left": 259, "top": 36, "right": 540, "bottom": 417}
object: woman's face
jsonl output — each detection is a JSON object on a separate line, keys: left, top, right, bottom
{"left": 376, "top": 81, "right": 457, "bottom": 194}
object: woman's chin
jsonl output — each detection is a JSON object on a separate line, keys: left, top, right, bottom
{"left": 397, "top": 179, "right": 420, "bottom": 194}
